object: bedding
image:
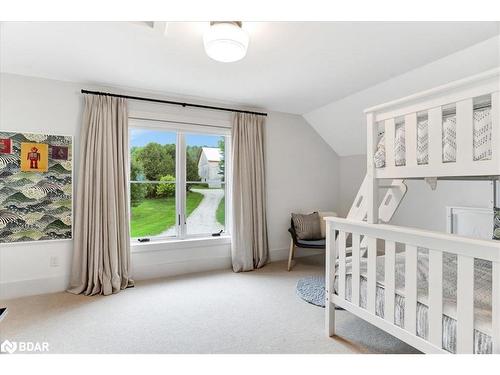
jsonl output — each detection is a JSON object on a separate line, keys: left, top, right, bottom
{"left": 473, "top": 107, "right": 492, "bottom": 161}
{"left": 394, "top": 122, "right": 406, "bottom": 166}
{"left": 442, "top": 113, "right": 457, "bottom": 163}
{"left": 373, "top": 106, "right": 492, "bottom": 168}
{"left": 333, "top": 249, "right": 492, "bottom": 353}
{"left": 373, "top": 134, "right": 386, "bottom": 168}
{"left": 493, "top": 206, "right": 500, "bottom": 240}
{"left": 417, "top": 116, "right": 429, "bottom": 165}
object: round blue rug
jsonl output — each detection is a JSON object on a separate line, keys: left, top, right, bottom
{"left": 296, "top": 276, "right": 326, "bottom": 307}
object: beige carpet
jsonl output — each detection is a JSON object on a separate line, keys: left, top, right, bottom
{"left": 0, "top": 255, "right": 420, "bottom": 354}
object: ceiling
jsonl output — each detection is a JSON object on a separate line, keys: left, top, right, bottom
{"left": 1, "top": 22, "right": 499, "bottom": 114}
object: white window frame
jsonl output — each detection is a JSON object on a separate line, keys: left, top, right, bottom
{"left": 128, "top": 118, "right": 231, "bottom": 242}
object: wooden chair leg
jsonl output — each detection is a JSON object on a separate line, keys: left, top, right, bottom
{"left": 287, "top": 239, "right": 296, "bottom": 271}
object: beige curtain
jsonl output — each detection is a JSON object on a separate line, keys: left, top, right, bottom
{"left": 231, "top": 113, "right": 269, "bottom": 272}
{"left": 68, "top": 95, "right": 133, "bottom": 296}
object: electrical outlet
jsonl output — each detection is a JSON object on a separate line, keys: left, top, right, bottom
{"left": 49, "top": 256, "right": 59, "bottom": 267}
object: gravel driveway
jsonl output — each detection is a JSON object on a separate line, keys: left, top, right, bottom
{"left": 163, "top": 188, "right": 224, "bottom": 236}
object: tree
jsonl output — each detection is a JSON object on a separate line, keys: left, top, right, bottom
{"left": 137, "top": 143, "right": 175, "bottom": 181}
{"left": 156, "top": 175, "right": 176, "bottom": 197}
{"left": 186, "top": 145, "right": 201, "bottom": 182}
{"left": 218, "top": 137, "right": 225, "bottom": 182}
{"left": 130, "top": 156, "right": 146, "bottom": 206}
{"left": 163, "top": 144, "right": 176, "bottom": 168}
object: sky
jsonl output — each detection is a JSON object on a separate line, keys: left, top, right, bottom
{"left": 130, "top": 129, "right": 223, "bottom": 148}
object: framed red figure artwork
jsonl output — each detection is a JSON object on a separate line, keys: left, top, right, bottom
{"left": 20, "top": 142, "right": 49, "bottom": 172}
{"left": 0, "top": 138, "right": 12, "bottom": 154}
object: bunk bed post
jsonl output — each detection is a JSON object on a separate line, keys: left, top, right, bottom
{"left": 325, "top": 221, "right": 337, "bottom": 337}
{"left": 491, "top": 91, "right": 500, "bottom": 353}
{"left": 492, "top": 261, "right": 500, "bottom": 353}
{"left": 492, "top": 92, "right": 500, "bottom": 172}
{"left": 493, "top": 176, "right": 499, "bottom": 353}
{"left": 365, "top": 113, "right": 379, "bottom": 316}
{"left": 366, "top": 112, "right": 379, "bottom": 223}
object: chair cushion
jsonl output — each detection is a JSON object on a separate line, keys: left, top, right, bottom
{"left": 297, "top": 238, "right": 326, "bottom": 248}
{"left": 292, "top": 212, "right": 322, "bottom": 240}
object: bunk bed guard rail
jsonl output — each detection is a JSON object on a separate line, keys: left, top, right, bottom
{"left": 325, "top": 216, "right": 500, "bottom": 354}
{"left": 365, "top": 68, "right": 500, "bottom": 179}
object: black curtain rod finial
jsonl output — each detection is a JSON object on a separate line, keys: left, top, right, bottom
{"left": 80, "top": 89, "right": 267, "bottom": 117}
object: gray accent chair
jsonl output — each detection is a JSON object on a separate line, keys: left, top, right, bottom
{"left": 287, "top": 218, "right": 326, "bottom": 271}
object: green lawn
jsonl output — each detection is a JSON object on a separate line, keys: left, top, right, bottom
{"left": 131, "top": 191, "right": 203, "bottom": 238}
{"left": 216, "top": 198, "right": 225, "bottom": 226}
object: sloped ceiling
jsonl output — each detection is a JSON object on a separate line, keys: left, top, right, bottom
{"left": 304, "top": 34, "right": 500, "bottom": 156}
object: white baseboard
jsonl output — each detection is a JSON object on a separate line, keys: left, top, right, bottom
{"left": 1, "top": 246, "right": 323, "bottom": 300}
{"left": 131, "top": 256, "right": 232, "bottom": 281}
{"left": 268, "top": 247, "right": 323, "bottom": 262}
{"left": 0, "top": 275, "right": 70, "bottom": 301}
{"left": 0, "top": 257, "right": 233, "bottom": 300}
{"left": 133, "top": 246, "right": 323, "bottom": 281}
{"left": 268, "top": 247, "right": 290, "bottom": 261}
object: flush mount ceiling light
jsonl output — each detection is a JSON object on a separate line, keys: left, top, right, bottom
{"left": 203, "top": 21, "right": 249, "bottom": 63}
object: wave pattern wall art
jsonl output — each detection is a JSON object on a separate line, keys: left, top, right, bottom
{"left": 0, "top": 131, "right": 72, "bottom": 243}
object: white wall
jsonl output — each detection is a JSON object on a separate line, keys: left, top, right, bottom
{"left": 304, "top": 35, "right": 500, "bottom": 156}
{"left": 0, "top": 74, "right": 81, "bottom": 300}
{"left": 0, "top": 73, "right": 339, "bottom": 299}
{"left": 265, "top": 111, "right": 339, "bottom": 259}
{"left": 391, "top": 180, "right": 494, "bottom": 232}
{"left": 338, "top": 155, "right": 366, "bottom": 217}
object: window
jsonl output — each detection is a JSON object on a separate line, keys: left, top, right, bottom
{"left": 185, "top": 133, "right": 226, "bottom": 236}
{"left": 129, "top": 120, "right": 230, "bottom": 241}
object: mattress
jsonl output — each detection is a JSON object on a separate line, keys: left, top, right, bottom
{"left": 333, "top": 249, "right": 492, "bottom": 353}
{"left": 373, "top": 106, "right": 492, "bottom": 168}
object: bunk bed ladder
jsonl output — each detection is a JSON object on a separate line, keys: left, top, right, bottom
{"left": 347, "top": 174, "right": 407, "bottom": 225}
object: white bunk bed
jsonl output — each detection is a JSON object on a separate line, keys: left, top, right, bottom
{"left": 325, "top": 68, "right": 500, "bottom": 354}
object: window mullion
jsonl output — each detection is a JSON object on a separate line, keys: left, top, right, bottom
{"left": 224, "top": 134, "right": 232, "bottom": 236}
{"left": 177, "top": 132, "right": 187, "bottom": 238}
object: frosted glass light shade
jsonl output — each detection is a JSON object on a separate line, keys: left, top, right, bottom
{"left": 203, "top": 22, "right": 249, "bottom": 63}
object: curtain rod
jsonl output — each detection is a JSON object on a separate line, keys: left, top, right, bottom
{"left": 81, "top": 89, "right": 267, "bottom": 117}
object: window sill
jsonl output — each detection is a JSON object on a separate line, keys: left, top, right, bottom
{"left": 131, "top": 235, "right": 231, "bottom": 253}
